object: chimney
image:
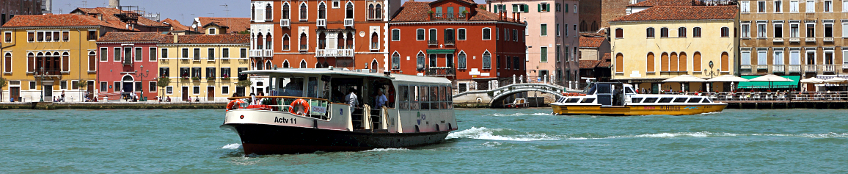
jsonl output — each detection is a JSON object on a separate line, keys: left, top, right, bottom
{"left": 173, "top": 34, "right": 178, "bottom": 43}
{"left": 512, "top": 12, "right": 516, "bottom": 22}
{"left": 517, "top": 12, "right": 521, "bottom": 23}
{"left": 109, "top": 0, "right": 121, "bottom": 9}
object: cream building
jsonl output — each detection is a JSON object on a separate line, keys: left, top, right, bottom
{"left": 158, "top": 34, "right": 251, "bottom": 101}
{"left": 610, "top": 5, "right": 739, "bottom": 93}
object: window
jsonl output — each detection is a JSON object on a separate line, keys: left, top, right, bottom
{"left": 556, "top": 24, "right": 560, "bottom": 36}
{"left": 282, "top": 35, "right": 290, "bottom": 51}
{"left": 458, "top": 29, "right": 466, "bottom": 40}
{"left": 3, "top": 53, "right": 10, "bottom": 73}
{"left": 806, "top": 23, "right": 815, "bottom": 37}
{"left": 99, "top": 48, "right": 108, "bottom": 61}
{"left": 825, "top": 0, "right": 832, "bottom": 12}
{"left": 222, "top": 86, "right": 230, "bottom": 95}
{"left": 182, "top": 48, "right": 189, "bottom": 58}
{"left": 113, "top": 82, "right": 120, "bottom": 92}
{"left": 27, "top": 32, "right": 33, "bottom": 42}
{"left": 391, "top": 52, "right": 400, "bottom": 70}
{"left": 539, "top": 3, "right": 550, "bottom": 12}
{"left": 300, "top": 3, "right": 307, "bottom": 20}
{"left": 161, "top": 48, "right": 168, "bottom": 58}
{"left": 741, "top": 1, "right": 750, "bottom": 13}
{"left": 540, "top": 24, "right": 547, "bottom": 36}
{"left": 318, "top": 3, "right": 326, "bottom": 19}
{"left": 844, "top": 0, "right": 848, "bottom": 12}
{"left": 134, "top": 48, "right": 142, "bottom": 62}
{"left": 282, "top": 3, "right": 290, "bottom": 19}
{"left": 370, "top": 4, "right": 376, "bottom": 19}
{"left": 482, "top": 51, "right": 491, "bottom": 69}
{"left": 220, "top": 67, "right": 231, "bottom": 79}
{"left": 758, "top": 50, "right": 768, "bottom": 65}
{"left": 37, "top": 32, "right": 43, "bottom": 42}
{"left": 564, "top": 24, "right": 568, "bottom": 36}
{"left": 241, "top": 48, "right": 247, "bottom": 58}
{"left": 774, "top": 49, "right": 784, "bottom": 65}
{"left": 556, "top": 3, "right": 561, "bottom": 12}
{"left": 512, "top": 29, "right": 517, "bottom": 41}
{"left": 615, "top": 28, "right": 623, "bottom": 38}
{"left": 844, "top": 22, "right": 848, "bottom": 38}
{"left": 806, "top": 0, "right": 815, "bottom": 12}
{"left": 376, "top": 4, "right": 382, "bottom": 19}
{"left": 844, "top": 50, "right": 848, "bottom": 65}
{"left": 99, "top": 82, "right": 107, "bottom": 92}
{"left": 149, "top": 82, "right": 157, "bottom": 92}
{"left": 775, "top": 23, "right": 784, "bottom": 38}
{"left": 251, "top": 5, "right": 255, "bottom": 21}
{"left": 416, "top": 52, "right": 425, "bottom": 70}
{"left": 149, "top": 48, "right": 157, "bottom": 61}
{"left": 775, "top": 0, "right": 783, "bottom": 12}
{"left": 87, "top": 30, "right": 96, "bottom": 40}
{"left": 392, "top": 29, "right": 400, "bottom": 41}
{"left": 160, "top": 67, "right": 170, "bottom": 78}
{"left": 790, "top": 0, "right": 799, "bottom": 12}
{"left": 693, "top": 27, "right": 701, "bottom": 37}
{"left": 114, "top": 48, "right": 121, "bottom": 61}
{"left": 458, "top": 52, "right": 466, "bottom": 69}
{"left": 193, "top": 86, "right": 200, "bottom": 95}
{"left": 209, "top": 28, "right": 217, "bottom": 35}
{"left": 206, "top": 67, "right": 216, "bottom": 78}
{"left": 166, "top": 86, "right": 173, "bottom": 95}
{"left": 346, "top": 2, "right": 354, "bottom": 18}
{"left": 444, "top": 29, "right": 455, "bottom": 43}
{"left": 678, "top": 27, "right": 686, "bottom": 37}
{"left": 540, "top": 47, "right": 548, "bottom": 62}
{"left": 429, "top": 54, "right": 436, "bottom": 68}
{"left": 222, "top": 48, "right": 229, "bottom": 58}
{"left": 721, "top": 27, "right": 729, "bottom": 37}
{"left": 757, "top": 23, "right": 767, "bottom": 38}
{"left": 370, "top": 33, "right": 379, "bottom": 50}
{"left": 30, "top": 81, "right": 36, "bottom": 90}
{"left": 660, "top": 28, "right": 668, "bottom": 37}
{"left": 496, "top": 55, "right": 500, "bottom": 69}
{"left": 758, "top": 1, "right": 766, "bottom": 12}
{"left": 3, "top": 32, "right": 10, "bottom": 43}
{"left": 791, "top": 23, "right": 800, "bottom": 37}
{"left": 88, "top": 51, "right": 96, "bottom": 71}
{"left": 193, "top": 48, "right": 200, "bottom": 60}
{"left": 556, "top": 45, "right": 561, "bottom": 62}
{"left": 790, "top": 50, "right": 801, "bottom": 65}
{"left": 482, "top": 28, "right": 491, "bottom": 40}
{"left": 417, "top": 29, "right": 425, "bottom": 40}
{"left": 646, "top": 28, "right": 655, "bottom": 37}
{"left": 825, "top": 23, "right": 833, "bottom": 37}
{"left": 207, "top": 48, "right": 215, "bottom": 61}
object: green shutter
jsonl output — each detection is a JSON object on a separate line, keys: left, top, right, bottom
{"left": 546, "top": 4, "right": 551, "bottom": 12}
{"left": 538, "top": 4, "right": 541, "bottom": 12}
{"left": 565, "top": 4, "right": 569, "bottom": 12}
{"left": 524, "top": 4, "right": 529, "bottom": 12}
{"left": 494, "top": 5, "right": 498, "bottom": 13}
{"left": 513, "top": 4, "right": 518, "bottom": 12}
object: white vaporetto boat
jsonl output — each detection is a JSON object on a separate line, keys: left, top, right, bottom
{"left": 221, "top": 68, "right": 457, "bottom": 155}
{"left": 551, "top": 82, "right": 727, "bottom": 116}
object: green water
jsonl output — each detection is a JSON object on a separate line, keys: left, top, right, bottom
{"left": 1, "top": 109, "right": 847, "bottom": 173}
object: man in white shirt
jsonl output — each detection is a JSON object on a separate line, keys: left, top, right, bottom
{"left": 375, "top": 90, "right": 388, "bottom": 108}
{"left": 345, "top": 88, "right": 359, "bottom": 107}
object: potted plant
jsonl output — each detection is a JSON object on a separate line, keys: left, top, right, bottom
{"left": 207, "top": 77, "right": 215, "bottom": 81}
{"left": 221, "top": 74, "right": 230, "bottom": 80}
{"left": 192, "top": 76, "right": 200, "bottom": 81}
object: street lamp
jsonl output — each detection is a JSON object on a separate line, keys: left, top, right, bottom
{"left": 136, "top": 65, "right": 150, "bottom": 101}
{"left": 703, "top": 61, "right": 721, "bottom": 78}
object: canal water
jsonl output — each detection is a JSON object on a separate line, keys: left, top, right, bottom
{"left": 1, "top": 108, "right": 847, "bottom": 173}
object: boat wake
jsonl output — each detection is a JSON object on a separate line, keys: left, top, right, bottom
{"left": 365, "top": 148, "right": 409, "bottom": 152}
{"left": 446, "top": 127, "right": 561, "bottom": 141}
{"left": 447, "top": 129, "right": 848, "bottom": 142}
{"left": 221, "top": 143, "right": 242, "bottom": 149}
{"left": 491, "top": 113, "right": 551, "bottom": 117}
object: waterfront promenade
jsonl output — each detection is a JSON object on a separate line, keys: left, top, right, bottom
{"left": 0, "top": 101, "right": 226, "bottom": 110}
{"left": 676, "top": 91, "right": 848, "bottom": 109}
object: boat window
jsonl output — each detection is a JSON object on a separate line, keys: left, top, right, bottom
{"left": 673, "top": 98, "right": 687, "bottom": 103}
{"left": 643, "top": 97, "right": 658, "bottom": 103}
{"left": 658, "top": 97, "right": 673, "bottom": 103}
{"left": 580, "top": 98, "right": 595, "bottom": 103}
{"left": 307, "top": 77, "right": 319, "bottom": 98}
{"left": 419, "top": 85, "right": 428, "bottom": 109}
{"left": 587, "top": 85, "right": 597, "bottom": 95}
{"left": 625, "top": 87, "right": 635, "bottom": 94}
{"left": 442, "top": 86, "right": 452, "bottom": 109}
{"left": 597, "top": 84, "right": 610, "bottom": 94}
{"left": 279, "top": 77, "right": 304, "bottom": 97}
{"left": 687, "top": 97, "right": 703, "bottom": 103}
{"left": 431, "top": 86, "right": 440, "bottom": 109}
{"left": 410, "top": 86, "right": 420, "bottom": 110}
{"left": 565, "top": 98, "right": 580, "bottom": 103}
{"left": 631, "top": 97, "right": 642, "bottom": 103}
{"left": 701, "top": 98, "right": 712, "bottom": 103}
{"left": 399, "top": 85, "right": 409, "bottom": 109}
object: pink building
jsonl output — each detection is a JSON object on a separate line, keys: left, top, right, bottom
{"left": 96, "top": 32, "right": 166, "bottom": 101}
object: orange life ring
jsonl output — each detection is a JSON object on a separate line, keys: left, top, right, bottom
{"left": 226, "top": 99, "right": 245, "bottom": 111}
{"left": 289, "top": 99, "right": 310, "bottom": 116}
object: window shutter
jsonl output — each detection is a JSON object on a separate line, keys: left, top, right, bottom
{"left": 524, "top": 5, "right": 529, "bottom": 12}
{"left": 546, "top": 4, "right": 551, "bottom": 12}
{"left": 538, "top": 4, "right": 541, "bottom": 12}
{"left": 494, "top": 5, "right": 499, "bottom": 13}
{"left": 513, "top": 4, "right": 518, "bottom": 12}
{"left": 565, "top": 4, "right": 569, "bottom": 12}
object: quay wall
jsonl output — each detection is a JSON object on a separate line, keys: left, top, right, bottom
{"left": 0, "top": 102, "right": 226, "bottom": 110}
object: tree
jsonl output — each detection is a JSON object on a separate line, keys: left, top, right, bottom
{"left": 0, "top": 77, "right": 6, "bottom": 102}
{"left": 75, "top": 80, "right": 87, "bottom": 102}
{"left": 157, "top": 77, "right": 171, "bottom": 99}
{"left": 236, "top": 78, "right": 252, "bottom": 87}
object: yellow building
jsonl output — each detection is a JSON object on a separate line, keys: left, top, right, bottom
{"left": 610, "top": 5, "right": 739, "bottom": 93}
{"left": 158, "top": 34, "right": 251, "bottom": 102}
{"left": 1, "top": 14, "right": 129, "bottom": 102}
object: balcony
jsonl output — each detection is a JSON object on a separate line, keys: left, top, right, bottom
{"left": 823, "top": 64, "right": 835, "bottom": 72}
{"left": 425, "top": 67, "right": 456, "bottom": 77}
{"left": 741, "top": 65, "right": 752, "bottom": 71}
{"left": 756, "top": 65, "right": 768, "bottom": 70}
{"left": 315, "top": 48, "right": 354, "bottom": 57}
{"left": 429, "top": 13, "right": 466, "bottom": 21}
{"left": 344, "top": 18, "right": 353, "bottom": 27}
{"left": 772, "top": 65, "right": 785, "bottom": 73}
{"left": 773, "top": 38, "right": 784, "bottom": 42}
{"left": 824, "top": 37, "right": 834, "bottom": 42}
{"left": 249, "top": 49, "right": 273, "bottom": 57}
{"left": 34, "top": 69, "right": 63, "bottom": 79}
{"left": 427, "top": 39, "right": 438, "bottom": 46}
{"left": 444, "top": 39, "right": 455, "bottom": 46}
{"left": 788, "top": 65, "right": 801, "bottom": 73}
{"left": 804, "top": 65, "right": 817, "bottom": 72}
{"left": 280, "top": 19, "right": 290, "bottom": 28}
{"left": 317, "top": 19, "right": 326, "bottom": 27}
{"left": 789, "top": 38, "right": 801, "bottom": 43}
{"left": 263, "top": 50, "right": 273, "bottom": 57}
{"left": 805, "top": 38, "right": 816, "bottom": 42}
{"left": 843, "top": 64, "right": 848, "bottom": 70}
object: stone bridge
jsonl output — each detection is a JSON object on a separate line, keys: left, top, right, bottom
{"left": 452, "top": 83, "right": 580, "bottom": 108}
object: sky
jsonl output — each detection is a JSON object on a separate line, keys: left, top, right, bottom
{"left": 49, "top": 0, "right": 488, "bottom": 25}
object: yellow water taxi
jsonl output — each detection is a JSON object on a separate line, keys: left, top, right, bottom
{"left": 551, "top": 82, "right": 727, "bottom": 116}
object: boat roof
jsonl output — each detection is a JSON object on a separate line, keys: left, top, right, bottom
{"left": 242, "top": 68, "right": 452, "bottom": 84}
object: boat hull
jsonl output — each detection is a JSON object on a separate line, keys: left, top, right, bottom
{"left": 552, "top": 104, "right": 727, "bottom": 116}
{"left": 224, "top": 123, "right": 450, "bottom": 155}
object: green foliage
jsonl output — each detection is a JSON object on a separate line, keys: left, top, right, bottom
{"left": 75, "top": 80, "right": 87, "bottom": 89}
{"left": 237, "top": 79, "right": 252, "bottom": 87}
{"left": 237, "top": 30, "right": 250, "bottom": 34}
{"left": 191, "top": 76, "right": 200, "bottom": 81}
{"left": 157, "top": 77, "right": 171, "bottom": 89}
{"left": 0, "top": 77, "right": 6, "bottom": 89}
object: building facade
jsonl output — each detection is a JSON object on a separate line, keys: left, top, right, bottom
{"left": 157, "top": 34, "right": 251, "bottom": 101}
{"left": 95, "top": 32, "right": 164, "bottom": 101}
{"left": 488, "top": 0, "right": 581, "bottom": 89}
{"left": 390, "top": 0, "right": 526, "bottom": 93}
{"left": 1, "top": 14, "right": 128, "bottom": 102}
{"left": 0, "top": 0, "right": 43, "bottom": 26}
{"left": 70, "top": 7, "right": 170, "bottom": 33}
{"left": 610, "top": 5, "right": 739, "bottom": 93}
{"left": 578, "top": 0, "right": 630, "bottom": 32}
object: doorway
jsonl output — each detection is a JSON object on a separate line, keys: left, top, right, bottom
{"left": 87, "top": 81, "right": 95, "bottom": 99}
{"left": 207, "top": 87, "right": 215, "bottom": 101}
{"left": 11, "top": 87, "right": 20, "bottom": 102}
{"left": 182, "top": 86, "right": 189, "bottom": 101}
{"left": 122, "top": 75, "right": 134, "bottom": 97}
{"left": 44, "top": 85, "right": 53, "bottom": 100}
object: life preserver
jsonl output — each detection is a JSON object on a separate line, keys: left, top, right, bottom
{"left": 289, "top": 99, "right": 310, "bottom": 116}
{"left": 226, "top": 99, "right": 246, "bottom": 111}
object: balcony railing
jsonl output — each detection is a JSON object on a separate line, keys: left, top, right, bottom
{"left": 317, "top": 19, "right": 326, "bottom": 27}
{"left": 425, "top": 67, "right": 456, "bottom": 77}
{"left": 788, "top": 65, "right": 801, "bottom": 72}
{"left": 427, "top": 39, "right": 438, "bottom": 46}
{"left": 773, "top": 38, "right": 784, "bottom": 42}
{"left": 805, "top": 38, "right": 816, "bottom": 42}
{"left": 824, "top": 37, "right": 834, "bottom": 42}
{"left": 823, "top": 64, "right": 835, "bottom": 72}
{"left": 249, "top": 50, "right": 273, "bottom": 57}
{"left": 804, "top": 65, "right": 817, "bottom": 72}
{"left": 280, "top": 19, "right": 290, "bottom": 28}
{"left": 315, "top": 48, "right": 354, "bottom": 57}
{"left": 444, "top": 39, "right": 455, "bottom": 46}
{"left": 843, "top": 64, "right": 848, "bottom": 69}
{"left": 430, "top": 13, "right": 466, "bottom": 21}
{"left": 344, "top": 18, "right": 353, "bottom": 27}
{"left": 263, "top": 50, "right": 273, "bottom": 57}
{"left": 772, "top": 65, "right": 785, "bottom": 73}
{"left": 789, "top": 38, "right": 801, "bottom": 43}
{"left": 756, "top": 65, "right": 768, "bottom": 70}
{"left": 741, "top": 65, "right": 752, "bottom": 71}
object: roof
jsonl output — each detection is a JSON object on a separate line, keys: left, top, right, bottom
{"left": 1, "top": 14, "right": 115, "bottom": 28}
{"left": 627, "top": 0, "right": 700, "bottom": 7}
{"left": 73, "top": 7, "right": 168, "bottom": 29}
{"left": 196, "top": 17, "right": 250, "bottom": 33}
{"left": 598, "top": 53, "right": 611, "bottom": 68}
{"left": 242, "top": 68, "right": 453, "bottom": 84}
{"left": 162, "top": 34, "right": 249, "bottom": 44}
{"left": 162, "top": 18, "right": 190, "bottom": 31}
{"left": 392, "top": 1, "right": 518, "bottom": 22}
{"left": 580, "top": 36, "right": 606, "bottom": 48}
{"left": 579, "top": 60, "right": 601, "bottom": 69}
{"left": 612, "top": 6, "right": 737, "bottom": 22}
{"left": 97, "top": 32, "right": 168, "bottom": 43}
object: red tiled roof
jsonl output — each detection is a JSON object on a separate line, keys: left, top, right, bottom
{"left": 612, "top": 6, "right": 737, "bottom": 22}
{"left": 580, "top": 36, "right": 605, "bottom": 48}
{"left": 579, "top": 60, "right": 601, "bottom": 69}
{"left": 196, "top": 17, "right": 250, "bottom": 33}
{"left": 97, "top": 32, "right": 168, "bottom": 42}
{"left": 392, "top": 2, "right": 517, "bottom": 22}
{"left": 2, "top": 14, "right": 115, "bottom": 28}
{"left": 597, "top": 53, "right": 612, "bottom": 68}
{"left": 162, "top": 34, "right": 249, "bottom": 44}
{"left": 162, "top": 18, "right": 190, "bottom": 31}
{"left": 73, "top": 7, "right": 168, "bottom": 28}
{"left": 627, "top": 0, "right": 699, "bottom": 7}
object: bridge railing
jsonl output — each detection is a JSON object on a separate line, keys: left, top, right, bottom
{"left": 691, "top": 91, "right": 848, "bottom": 101}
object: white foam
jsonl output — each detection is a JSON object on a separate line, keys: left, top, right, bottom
{"left": 631, "top": 131, "right": 738, "bottom": 138}
{"left": 446, "top": 127, "right": 560, "bottom": 141}
{"left": 752, "top": 132, "right": 848, "bottom": 138}
{"left": 366, "top": 148, "right": 409, "bottom": 152}
{"left": 221, "top": 143, "right": 241, "bottom": 149}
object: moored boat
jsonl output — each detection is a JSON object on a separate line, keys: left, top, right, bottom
{"left": 551, "top": 82, "right": 727, "bottom": 116}
{"left": 221, "top": 68, "right": 457, "bottom": 155}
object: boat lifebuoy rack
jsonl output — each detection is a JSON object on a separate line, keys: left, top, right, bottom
{"left": 226, "top": 99, "right": 246, "bottom": 111}
{"left": 289, "top": 99, "right": 310, "bottom": 116}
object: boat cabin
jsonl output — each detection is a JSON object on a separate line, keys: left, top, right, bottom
{"left": 557, "top": 82, "right": 716, "bottom": 107}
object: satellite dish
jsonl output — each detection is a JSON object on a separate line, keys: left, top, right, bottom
{"left": 191, "top": 24, "right": 197, "bottom": 28}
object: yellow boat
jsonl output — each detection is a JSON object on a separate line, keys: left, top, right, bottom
{"left": 552, "top": 82, "right": 727, "bottom": 116}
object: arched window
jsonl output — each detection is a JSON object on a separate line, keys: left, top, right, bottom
{"left": 721, "top": 52, "right": 729, "bottom": 70}
{"left": 300, "top": 3, "right": 307, "bottom": 20}
{"left": 27, "top": 53, "right": 35, "bottom": 72}
{"left": 375, "top": 4, "right": 382, "bottom": 19}
{"left": 265, "top": 33, "right": 272, "bottom": 49}
{"left": 391, "top": 52, "right": 400, "bottom": 70}
{"left": 318, "top": 3, "right": 326, "bottom": 19}
{"left": 346, "top": 32, "right": 354, "bottom": 49}
{"left": 371, "top": 60, "right": 378, "bottom": 72}
{"left": 88, "top": 51, "right": 96, "bottom": 71}
{"left": 61, "top": 52, "right": 68, "bottom": 72}
{"left": 256, "top": 33, "right": 264, "bottom": 50}
{"left": 615, "top": 28, "right": 623, "bottom": 38}
{"left": 693, "top": 27, "right": 702, "bottom": 37}
{"left": 580, "top": 21, "right": 587, "bottom": 31}
{"left": 660, "top": 27, "right": 668, "bottom": 37}
{"left": 266, "top": 4, "right": 273, "bottom": 20}
{"left": 282, "top": 3, "right": 290, "bottom": 19}
{"left": 370, "top": 33, "right": 378, "bottom": 50}
{"left": 679, "top": 52, "right": 687, "bottom": 71}
{"left": 300, "top": 60, "right": 307, "bottom": 68}
{"left": 591, "top": 21, "right": 598, "bottom": 31}
{"left": 458, "top": 52, "right": 467, "bottom": 69}
{"left": 36, "top": 52, "right": 43, "bottom": 73}
{"left": 646, "top": 52, "right": 655, "bottom": 72}
{"left": 417, "top": 52, "right": 425, "bottom": 70}
{"left": 337, "top": 32, "right": 345, "bottom": 48}
{"left": 322, "top": 62, "right": 329, "bottom": 68}
{"left": 615, "top": 53, "right": 623, "bottom": 73}
{"left": 368, "top": 4, "right": 375, "bottom": 19}
{"left": 678, "top": 27, "right": 686, "bottom": 37}
{"left": 299, "top": 33, "right": 307, "bottom": 50}
{"left": 4, "top": 53, "right": 11, "bottom": 73}
{"left": 661, "top": 52, "right": 669, "bottom": 71}
{"left": 670, "top": 52, "right": 678, "bottom": 71}
{"left": 318, "top": 32, "right": 326, "bottom": 49}
{"left": 346, "top": 2, "right": 354, "bottom": 18}
{"left": 316, "top": 62, "right": 322, "bottom": 68}
{"left": 693, "top": 52, "right": 702, "bottom": 70}
{"left": 282, "top": 34, "right": 290, "bottom": 50}
{"left": 720, "top": 27, "right": 729, "bottom": 37}
{"left": 265, "top": 61, "right": 272, "bottom": 69}
{"left": 283, "top": 60, "right": 290, "bottom": 68}
{"left": 251, "top": 5, "right": 255, "bottom": 21}
{"left": 482, "top": 51, "right": 491, "bottom": 69}
{"left": 646, "top": 27, "right": 655, "bottom": 38}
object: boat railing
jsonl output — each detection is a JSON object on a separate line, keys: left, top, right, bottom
{"left": 684, "top": 91, "right": 848, "bottom": 101}
{"left": 227, "top": 96, "right": 336, "bottom": 120}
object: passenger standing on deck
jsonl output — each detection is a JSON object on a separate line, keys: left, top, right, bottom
{"left": 375, "top": 90, "right": 388, "bottom": 108}
{"left": 346, "top": 88, "right": 359, "bottom": 108}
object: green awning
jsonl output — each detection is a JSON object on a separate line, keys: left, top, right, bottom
{"left": 737, "top": 75, "right": 800, "bottom": 89}
{"left": 426, "top": 49, "right": 455, "bottom": 54}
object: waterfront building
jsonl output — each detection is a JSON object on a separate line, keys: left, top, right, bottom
{"left": 70, "top": 7, "right": 170, "bottom": 32}
{"left": 157, "top": 34, "right": 251, "bottom": 101}
{"left": 577, "top": 0, "right": 630, "bottom": 32}
{"left": 191, "top": 17, "right": 250, "bottom": 34}
{"left": 0, "top": 0, "right": 43, "bottom": 26}
{"left": 1, "top": 14, "right": 131, "bottom": 102}
{"left": 578, "top": 34, "right": 611, "bottom": 88}
{"left": 610, "top": 5, "right": 739, "bottom": 93}
{"left": 389, "top": 0, "right": 527, "bottom": 93}
{"left": 487, "top": 0, "right": 580, "bottom": 89}
{"left": 736, "top": 0, "right": 848, "bottom": 91}
{"left": 95, "top": 32, "right": 164, "bottom": 101}
{"left": 161, "top": 18, "right": 194, "bottom": 35}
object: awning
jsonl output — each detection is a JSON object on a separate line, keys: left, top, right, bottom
{"left": 737, "top": 75, "right": 800, "bottom": 89}
{"left": 426, "top": 49, "right": 455, "bottom": 54}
